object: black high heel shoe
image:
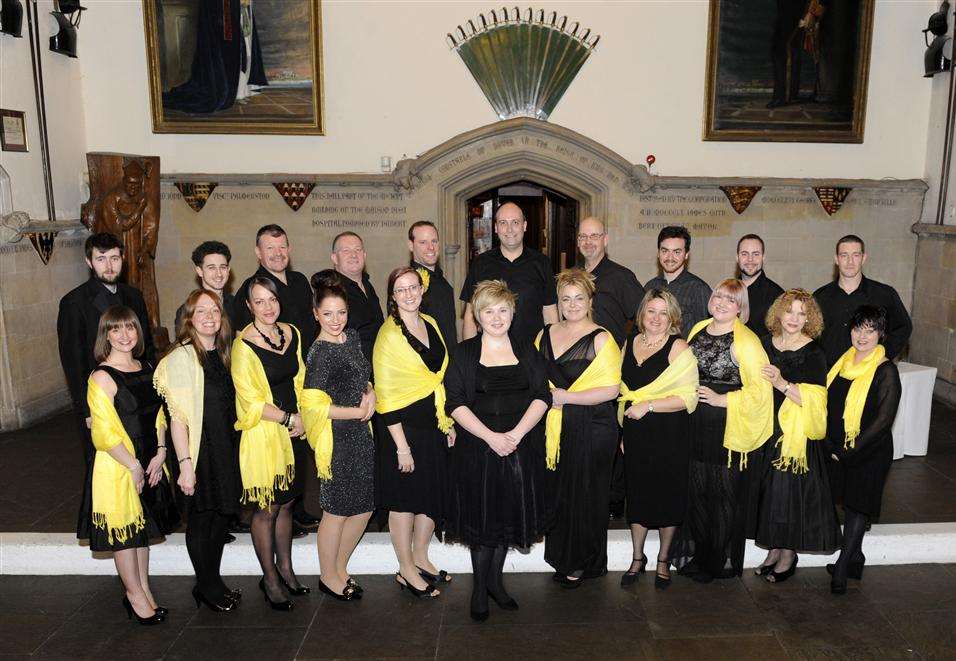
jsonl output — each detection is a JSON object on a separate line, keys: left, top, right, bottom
{"left": 826, "top": 561, "right": 864, "bottom": 580}
{"left": 258, "top": 579, "right": 294, "bottom": 611}
{"left": 655, "top": 560, "right": 672, "bottom": 590}
{"left": 192, "top": 586, "right": 235, "bottom": 612}
{"left": 395, "top": 572, "right": 440, "bottom": 598}
{"left": 417, "top": 566, "right": 452, "bottom": 584}
{"left": 620, "top": 555, "right": 647, "bottom": 587}
{"left": 767, "top": 554, "right": 798, "bottom": 584}
{"left": 122, "top": 596, "right": 164, "bottom": 625}
{"left": 318, "top": 579, "right": 359, "bottom": 602}
{"left": 279, "top": 574, "right": 311, "bottom": 596}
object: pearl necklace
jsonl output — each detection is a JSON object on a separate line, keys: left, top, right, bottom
{"left": 639, "top": 332, "right": 667, "bottom": 349}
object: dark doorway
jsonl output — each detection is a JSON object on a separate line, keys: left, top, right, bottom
{"left": 466, "top": 180, "right": 579, "bottom": 274}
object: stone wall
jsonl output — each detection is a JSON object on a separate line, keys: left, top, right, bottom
{"left": 910, "top": 225, "right": 956, "bottom": 404}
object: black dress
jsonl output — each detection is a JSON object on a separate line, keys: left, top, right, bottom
{"left": 826, "top": 361, "right": 901, "bottom": 518}
{"left": 672, "top": 329, "right": 747, "bottom": 578}
{"left": 540, "top": 326, "right": 619, "bottom": 577}
{"left": 189, "top": 350, "right": 242, "bottom": 516}
{"left": 242, "top": 331, "right": 303, "bottom": 505}
{"left": 78, "top": 364, "right": 180, "bottom": 552}
{"left": 622, "top": 334, "right": 691, "bottom": 528}
{"left": 376, "top": 320, "right": 448, "bottom": 523}
{"left": 305, "top": 329, "right": 374, "bottom": 517}
{"left": 752, "top": 339, "right": 841, "bottom": 552}
{"left": 444, "top": 335, "right": 551, "bottom": 547}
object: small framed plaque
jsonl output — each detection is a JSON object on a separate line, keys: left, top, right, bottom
{"left": 0, "top": 109, "right": 28, "bottom": 152}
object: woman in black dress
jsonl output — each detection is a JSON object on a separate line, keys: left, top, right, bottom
{"left": 373, "top": 267, "right": 454, "bottom": 598}
{"left": 619, "top": 289, "right": 697, "bottom": 589}
{"left": 826, "top": 305, "right": 901, "bottom": 594}
{"left": 538, "top": 269, "right": 621, "bottom": 588}
{"left": 302, "top": 271, "right": 375, "bottom": 601}
{"left": 232, "top": 277, "right": 307, "bottom": 610}
{"left": 80, "top": 305, "right": 178, "bottom": 624}
{"left": 155, "top": 290, "right": 242, "bottom": 611}
{"left": 445, "top": 279, "right": 550, "bottom": 621}
{"left": 752, "top": 289, "right": 841, "bottom": 583}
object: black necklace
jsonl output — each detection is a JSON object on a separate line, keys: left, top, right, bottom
{"left": 254, "top": 321, "right": 286, "bottom": 352}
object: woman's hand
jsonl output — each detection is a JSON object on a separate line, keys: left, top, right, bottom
{"left": 364, "top": 388, "right": 377, "bottom": 421}
{"left": 145, "top": 451, "right": 165, "bottom": 488}
{"left": 624, "top": 402, "right": 650, "bottom": 421}
{"left": 447, "top": 427, "right": 457, "bottom": 448}
{"left": 178, "top": 462, "right": 196, "bottom": 496}
{"left": 761, "top": 364, "right": 786, "bottom": 390}
{"left": 128, "top": 462, "right": 145, "bottom": 494}
{"left": 289, "top": 413, "right": 305, "bottom": 438}
{"left": 698, "top": 386, "right": 728, "bottom": 408}
{"left": 551, "top": 388, "right": 569, "bottom": 409}
{"left": 484, "top": 431, "right": 516, "bottom": 457}
{"left": 397, "top": 449, "right": 414, "bottom": 473}
{"left": 505, "top": 427, "right": 525, "bottom": 447}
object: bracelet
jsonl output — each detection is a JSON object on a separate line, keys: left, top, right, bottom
{"left": 783, "top": 382, "right": 791, "bottom": 395}
{"left": 282, "top": 411, "right": 291, "bottom": 427}
{"left": 156, "top": 444, "right": 166, "bottom": 450}
{"left": 179, "top": 456, "right": 192, "bottom": 464}
{"left": 396, "top": 449, "right": 412, "bottom": 456}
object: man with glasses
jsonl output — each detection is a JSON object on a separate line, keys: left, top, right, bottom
{"left": 331, "top": 231, "right": 383, "bottom": 362}
{"left": 460, "top": 202, "right": 558, "bottom": 344}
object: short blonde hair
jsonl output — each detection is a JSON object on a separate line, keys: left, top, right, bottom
{"left": 471, "top": 279, "right": 517, "bottom": 321}
{"left": 556, "top": 268, "right": 596, "bottom": 300}
{"left": 765, "top": 289, "right": 824, "bottom": 339}
{"left": 712, "top": 278, "right": 750, "bottom": 324}
{"left": 636, "top": 288, "right": 682, "bottom": 336}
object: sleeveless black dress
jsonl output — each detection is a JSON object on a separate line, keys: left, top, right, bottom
{"left": 621, "top": 334, "right": 691, "bottom": 528}
{"left": 540, "top": 326, "right": 619, "bottom": 577}
{"left": 78, "top": 364, "right": 180, "bottom": 552}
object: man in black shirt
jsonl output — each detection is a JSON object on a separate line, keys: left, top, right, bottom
{"left": 331, "top": 231, "right": 383, "bottom": 362}
{"left": 578, "top": 216, "right": 644, "bottom": 347}
{"left": 460, "top": 202, "right": 558, "bottom": 344}
{"left": 408, "top": 220, "right": 457, "bottom": 347}
{"left": 645, "top": 226, "right": 712, "bottom": 337}
{"left": 814, "top": 234, "right": 912, "bottom": 366}
{"left": 736, "top": 234, "right": 783, "bottom": 338}
{"left": 175, "top": 240, "right": 235, "bottom": 334}
{"left": 233, "top": 224, "right": 316, "bottom": 346}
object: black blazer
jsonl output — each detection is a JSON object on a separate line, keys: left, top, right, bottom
{"left": 56, "top": 277, "right": 154, "bottom": 417}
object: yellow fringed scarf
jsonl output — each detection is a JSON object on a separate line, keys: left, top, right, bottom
{"left": 688, "top": 318, "right": 774, "bottom": 468}
{"left": 88, "top": 378, "right": 146, "bottom": 544}
{"left": 373, "top": 314, "right": 453, "bottom": 433}
{"left": 617, "top": 345, "right": 698, "bottom": 426}
{"left": 231, "top": 325, "right": 305, "bottom": 508}
{"left": 301, "top": 388, "right": 333, "bottom": 479}
{"left": 153, "top": 343, "right": 205, "bottom": 465}
{"left": 537, "top": 329, "right": 622, "bottom": 470}
{"left": 826, "top": 344, "right": 886, "bottom": 449}
{"left": 774, "top": 383, "right": 828, "bottom": 473}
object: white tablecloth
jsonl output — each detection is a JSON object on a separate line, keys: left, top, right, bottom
{"left": 892, "top": 362, "right": 937, "bottom": 460}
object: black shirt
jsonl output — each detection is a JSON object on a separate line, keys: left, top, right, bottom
{"left": 587, "top": 256, "right": 644, "bottom": 347}
{"left": 814, "top": 276, "right": 912, "bottom": 366}
{"left": 233, "top": 266, "right": 316, "bottom": 346}
{"left": 645, "top": 269, "right": 712, "bottom": 338}
{"left": 339, "top": 272, "right": 384, "bottom": 362}
{"left": 175, "top": 292, "right": 235, "bottom": 336}
{"left": 413, "top": 260, "right": 457, "bottom": 348}
{"left": 460, "top": 246, "right": 557, "bottom": 345}
{"left": 744, "top": 271, "right": 784, "bottom": 338}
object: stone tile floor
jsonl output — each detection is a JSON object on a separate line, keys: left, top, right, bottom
{"left": 2, "top": 568, "right": 955, "bottom": 659}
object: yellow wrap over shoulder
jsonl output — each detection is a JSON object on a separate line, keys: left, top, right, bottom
{"left": 537, "top": 329, "right": 622, "bottom": 470}
{"left": 688, "top": 318, "right": 773, "bottom": 467}
{"left": 617, "top": 344, "right": 698, "bottom": 426}
{"left": 153, "top": 343, "right": 205, "bottom": 465}
{"left": 300, "top": 388, "right": 333, "bottom": 479}
{"left": 231, "top": 325, "right": 305, "bottom": 509}
{"left": 373, "top": 314, "right": 453, "bottom": 433}
{"left": 774, "top": 383, "right": 828, "bottom": 474}
{"left": 88, "top": 378, "right": 146, "bottom": 544}
{"left": 826, "top": 344, "right": 886, "bottom": 449}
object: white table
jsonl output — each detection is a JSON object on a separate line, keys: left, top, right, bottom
{"left": 892, "top": 362, "right": 937, "bottom": 460}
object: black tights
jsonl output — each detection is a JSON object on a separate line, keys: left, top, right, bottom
{"left": 833, "top": 506, "right": 868, "bottom": 580}
{"left": 470, "top": 544, "right": 510, "bottom": 613}
{"left": 186, "top": 509, "right": 230, "bottom": 601}
{"left": 250, "top": 500, "right": 299, "bottom": 599}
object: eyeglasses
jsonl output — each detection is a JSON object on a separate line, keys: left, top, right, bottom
{"left": 577, "top": 232, "right": 605, "bottom": 242}
{"left": 394, "top": 285, "right": 422, "bottom": 296}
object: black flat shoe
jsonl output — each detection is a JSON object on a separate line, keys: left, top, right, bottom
{"left": 318, "top": 579, "right": 359, "bottom": 602}
{"left": 258, "top": 579, "right": 293, "bottom": 611}
{"left": 470, "top": 607, "right": 490, "bottom": 622}
{"left": 655, "top": 560, "right": 672, "bottom": 590}
{"left": 767, "top": 555, "right": 798, "bottom": 584}
{"left": 122, "top": 596, "right": 164, "bottom": 625}
{"left": 417, "top": 566, "right": 452, "bottom": 584}
{"left": 153, "top": 606, "right": 168, "bottom": 618}
{"left": 488, "top": 590, "right": 518, "bottom": 611}
{"left": 395, "top": 572, "right": 440, "bottom": 598}
{"left": 192, "top": 586, "right": 235, "bottom": 612}
{"left": 345, "top": 577, "right": 364, "bottom": 595}
{"left": 620, "top": 555, "right": 648, "bottom": 588}
{"left": 826, "top": 561, "right": 864, "bottom": 580}
{"left": 553, "top": 574, "right": 583, "bottom": 590}
{"left": 279, "top": 574, "right": 311, "bottom": 596}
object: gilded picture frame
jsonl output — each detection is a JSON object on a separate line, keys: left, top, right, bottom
{"left": 703, "top": 0, "right": 874, "bottom": 143}
{"left": 142, "top": 0, "right": 325, "bottom": 135}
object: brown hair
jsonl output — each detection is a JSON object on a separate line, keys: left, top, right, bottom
{"left": 94, "top": 305, "right": 144, "bottom": 363}
{"left": 765, "top": 289, "right": 824, "bottom": 339}
{"left": 386, "top": 266, "right": 423, "bottom": 321}
{"left": 175, "top": 290, "right": 233, "bottom": 369}
{"left": 635, "top": 288, "right": 682, "bottom": 336}
{"left": 711, "top": 278, "right": 750, "bottom": 324}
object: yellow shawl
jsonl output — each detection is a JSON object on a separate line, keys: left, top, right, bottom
{"left": 617, "top": 344, "right": 698, "bottom": 426}
{"left": 826, "top": 344, "right": 886, "bottom": 449}
{"left": 688, "top": 318, "right": 773, "bottom": 467}
{"left": 88, "top": 378, "right": 146, "bottom": 544}
{"left": 537, "top": 329, "right": 622, "bottom": 470}
{"left": 373, "top": 314, "right": 453, "bottom": 433}
{"left": 231, "top": 325, "right": 305, "bottom": 508}
{"left": 301, "top": 388, "right": 333, "bottom": 479}
{"left": 774, "top": 383, "right": 827, "bottom": 473}
{"left": 153, "top": 343, "right": 205, "bottom": 465}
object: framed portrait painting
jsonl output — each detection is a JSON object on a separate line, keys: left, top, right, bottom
{"left": 142, "top": 0, "right": 324, "bottom": 135}
{"left": 703, "top": 0, "right": 874, "bottom": 143}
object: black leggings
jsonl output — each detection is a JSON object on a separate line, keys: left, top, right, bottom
{"left": 833, "top": 506, "right": 868, "bottom": 580}
{"left": 470, "top": 544, "right": 510, "bottom": 613}
{"left": 186, "top": 509, "right": 230, "bottom": 600}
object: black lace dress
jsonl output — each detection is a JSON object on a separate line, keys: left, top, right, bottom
{"left": 78, "top": 364, "right": 180, "bottom": 552}
{"left": 376, "top": 320, "right": 448, "bottom": 524}
{"left": 540, "top": 326, "right": 619, "bottom": 577}
{"left": 671, "top": 328, "right": 747, "bottom": 578}
{"left": 751, "top": 339, "right": 841, "bottom": 552}
{"left": 305, "top": 329, "right": 374, "bottom": 517}
{"left": 622, "top": 334, "right": 691, "bottom": 528}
